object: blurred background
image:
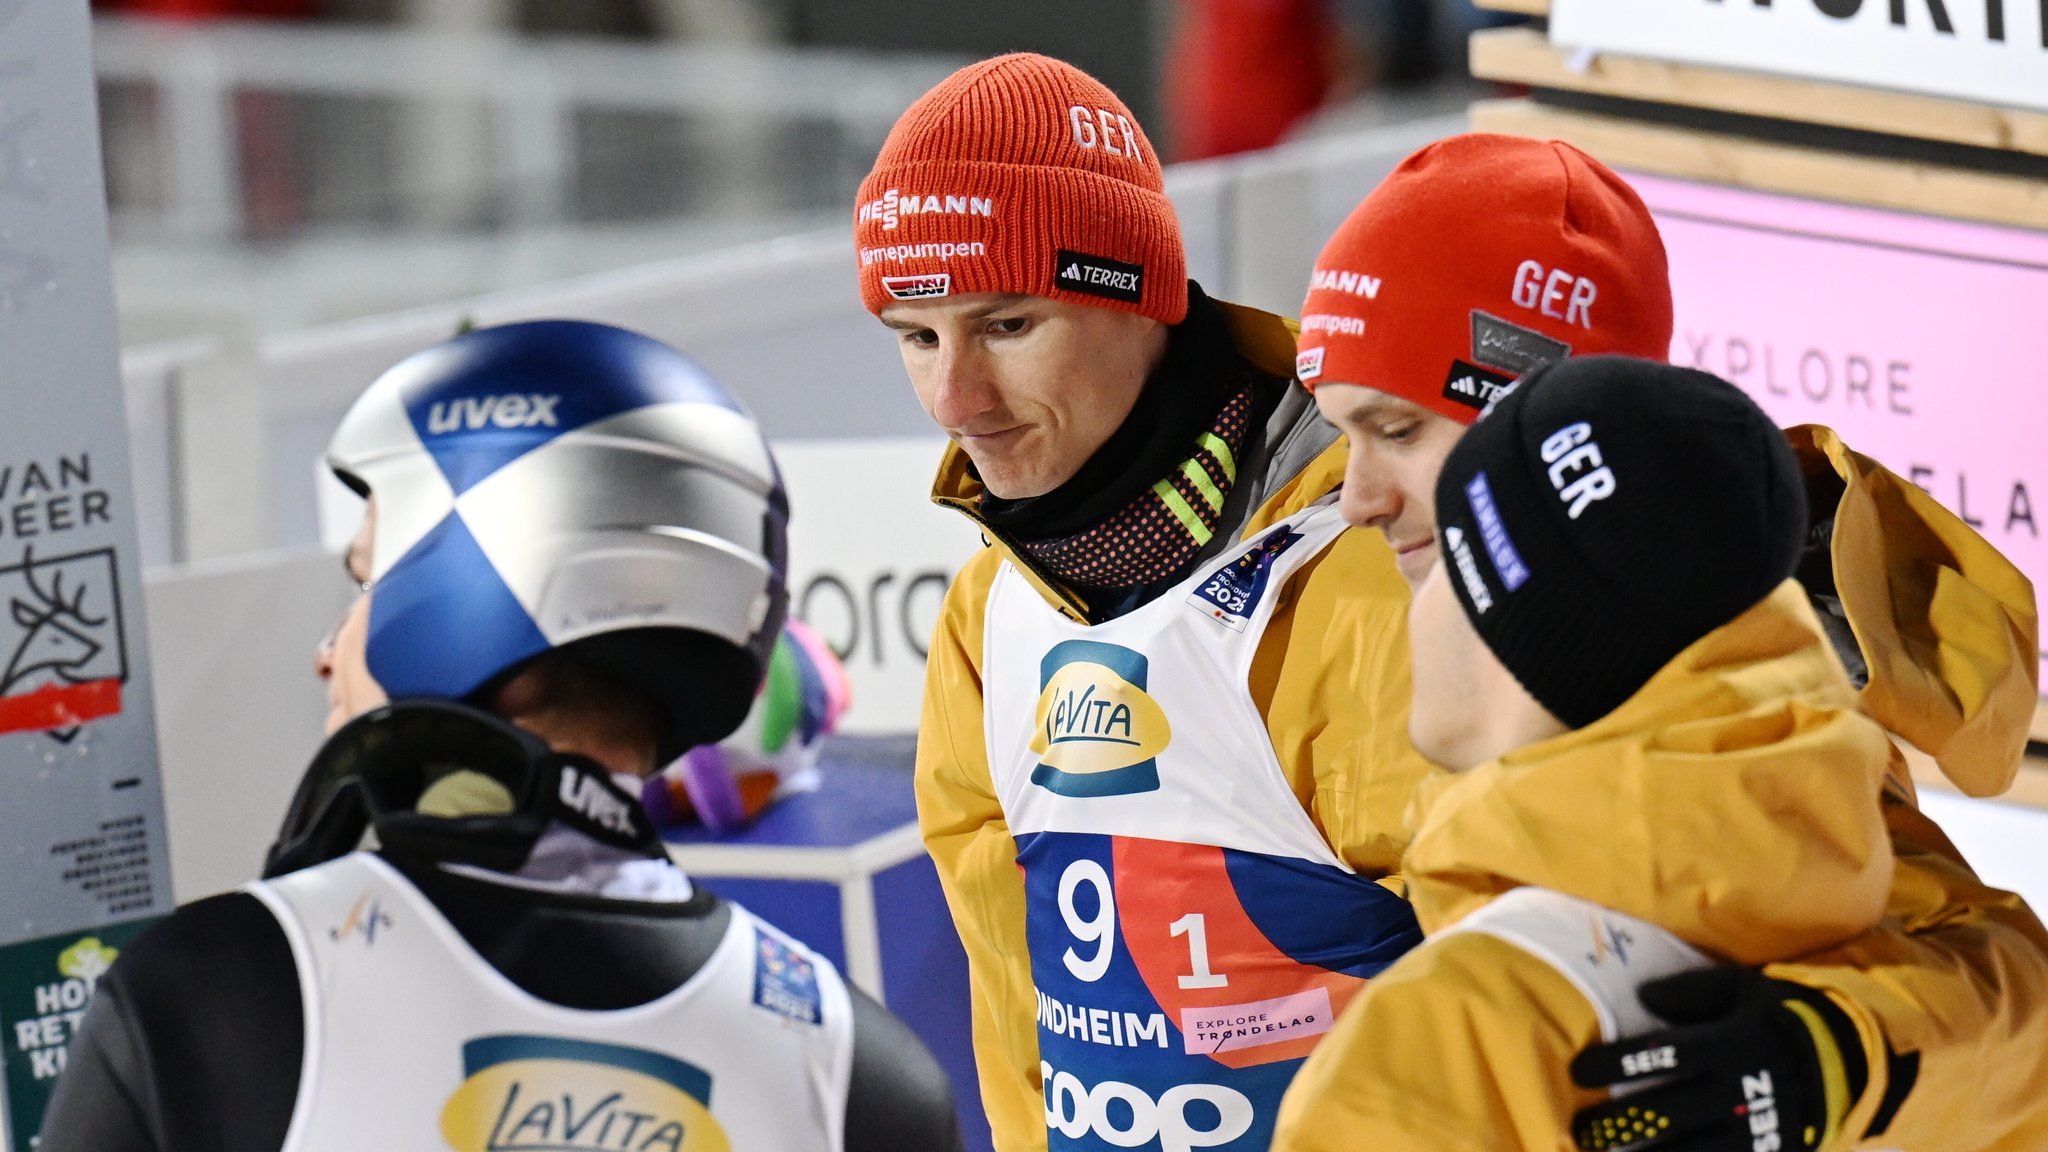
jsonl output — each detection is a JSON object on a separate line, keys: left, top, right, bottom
{"left": 45, "top": 13, "right": 2048, "bottom": 1152}
{"left": 90, "top": 0, "right": 1519, "bottom": 346}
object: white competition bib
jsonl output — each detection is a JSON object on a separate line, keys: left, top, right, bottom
{"left": 247, "top": 852, "right": 853, "bottom": 1152}
{"left": 983, "top": 499, "right": 1423, "bottom": 1152}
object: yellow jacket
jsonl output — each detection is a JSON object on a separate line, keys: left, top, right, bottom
{"left": 915, "top": 302, "right": 2048, "bottom": 1152}
{"left": 1270, "top": 582, "right": 1899, "bottom": 1152}
{"left": 1767, "top": 426, "right": 2048, "bottom": 1150}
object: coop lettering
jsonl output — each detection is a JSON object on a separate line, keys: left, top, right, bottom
{"left": 0, "top": 453, "right": 111, "bottom": 540}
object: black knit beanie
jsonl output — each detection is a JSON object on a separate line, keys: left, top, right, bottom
{"left": 1432, "top": 355, "right": 1807, "bottom": 729}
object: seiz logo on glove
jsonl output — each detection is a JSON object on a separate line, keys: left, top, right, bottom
{"left": 1566, "top": 967, "right": 1896, "bottom": 1152}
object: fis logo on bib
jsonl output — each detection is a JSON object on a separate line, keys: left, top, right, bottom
{"left": 442, "top": 1035, "right": 730, "bottom": 1152}
{"left": 1030, "top": 640, "right": 1171, "bottom": 797}
{"left": 1189, "top": 525, "right": 1303, "bottom": 632}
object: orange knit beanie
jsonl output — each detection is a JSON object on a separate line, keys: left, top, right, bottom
{"left": 1296, "top": 134, "right": 1672, "bottom": 425}
{"left": 854, "top": 53, "right": 1188, "bottom": 325}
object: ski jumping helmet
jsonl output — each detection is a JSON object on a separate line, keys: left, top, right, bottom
{"left": 324, "top": 319, "right": 790, "bottom": 761}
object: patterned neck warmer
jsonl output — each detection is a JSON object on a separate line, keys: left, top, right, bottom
{"left": 1014, "top": 382, "right": 1258, "bottom": 590}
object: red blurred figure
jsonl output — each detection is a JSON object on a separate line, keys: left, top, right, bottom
{"left": 1169, "top": 0, "right": 1338, "bottom": 161}
{"left": 92, "top": 0, "right": 318, "bottom": 19}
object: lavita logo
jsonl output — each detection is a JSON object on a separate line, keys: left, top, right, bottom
{"left": 559, "top": 767, "right": 636, "bottom": 837}
{"left": 427, "top": 394, "right": 562, "bottom": 435}
{"left": 1029, "top": 640, "right": 1171, "bottom": 797}
{"left": 440, "top": 1035, "right": 731, "bottom": 1152}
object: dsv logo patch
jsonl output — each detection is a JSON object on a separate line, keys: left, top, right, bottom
{"left": 1029, "top": 640, "right": 1170, "bottom": 797}
{"left": 441, "top": 1035, "right": 730, "bottom": 1152}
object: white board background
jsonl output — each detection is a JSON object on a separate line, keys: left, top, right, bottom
{"left": 1552, "top": 0, "right": 2048, "bottom": 113}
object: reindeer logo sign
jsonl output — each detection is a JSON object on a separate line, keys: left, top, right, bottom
{"left": 0, "top": 546, "right": 126, "bottom": 738}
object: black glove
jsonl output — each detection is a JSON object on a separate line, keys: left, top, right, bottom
{"left": 1567, "top": 967, "right": 1868, "bottom": 1152}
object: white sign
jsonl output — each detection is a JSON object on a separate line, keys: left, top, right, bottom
{"left": 1631, "top": 171, "right": 2048, "bottom": 685}
{"left": 776, "top": 438, "right": 981, "bottom": 734}
{"left": 1551, "top": 0, "right": 2048, "bottom": 113}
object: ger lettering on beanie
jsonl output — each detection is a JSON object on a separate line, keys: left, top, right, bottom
{"left": 854, "top": 53, "right": 1188, "bottom": 325}
{"left": 1432, "top": 356, "right": 1806, "bottom": 729}
{"left": 1296, "top": 134, "right": 1671, "bottom": 423}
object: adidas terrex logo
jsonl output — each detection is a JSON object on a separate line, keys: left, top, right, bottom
{"left": 1441, "top": 359, "right": 1518, "bottom": 412}
{"left": 558, "top": 767, "right": 636, "bottom": 837}
{"left": 1054, "top": 249, "right": 1144, "bottom": 304}
{"left": 425, "top": 394, "right": 561, "bottom": 435}
{"left": 1741, "top": 1070, "right": 1782, "bottom": 1152}
{"left": 1309, "top": 268, "right": 1382, "bottom": 299}
{"left": 1444, "top": 526, "right": 1494, "bottom": 614}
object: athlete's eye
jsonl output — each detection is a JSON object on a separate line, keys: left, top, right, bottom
{"left": 987, "top": 316, "right": 1029, "bottom": 336}
{"left": 1378, "top": 423, "right": 1419, "bottom": 445}
{"left": 900, "top": 328, "right": 939, "bottom": 348}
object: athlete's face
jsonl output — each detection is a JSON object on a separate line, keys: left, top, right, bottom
{"left": 882, "top": 292, "right": 1168, "bottom": 499}
{"left": 1314, "top": 383, "right": 1468, "bottom": 589}
{"left": 1406, "top": 560, "right": 1564, "bottom": 770}
{"left": 313, "top": 503, "right": 389, "bottom": 734}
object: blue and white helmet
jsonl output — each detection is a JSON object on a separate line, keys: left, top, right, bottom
{"left": 325, "top": 319, "right": 789, "bottom": 759}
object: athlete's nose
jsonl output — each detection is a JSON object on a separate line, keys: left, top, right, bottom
{"left": 928, "top": 346, "right": 1001, "bottom": 434}
{"left": 1339, "top": 448, "right": 1400, "bottom": 530}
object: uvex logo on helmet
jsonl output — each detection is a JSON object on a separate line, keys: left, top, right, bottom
{"left": 425, "top": 394, "right": 561, "bottom": 436}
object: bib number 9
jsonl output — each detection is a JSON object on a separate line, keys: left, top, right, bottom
{"left": 1059, "top": 858, "right": 1116, "bottom": 981}
{"left": 1043, "top": 1062, "right": 1255, "bottom": 1152}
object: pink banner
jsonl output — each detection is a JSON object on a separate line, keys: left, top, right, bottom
{"left": 1178, "top": 987, "right": 1333, "bottom": 1055}
{"left": 1630, "top": 173, "right": 2048, "bottom": 686}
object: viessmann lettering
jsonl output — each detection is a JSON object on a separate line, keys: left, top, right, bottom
{"left": 856, "top": 188, "right": 995, "bottom": 231}
{"left": 859, "top": 241, "right": 988, "bottom": 267}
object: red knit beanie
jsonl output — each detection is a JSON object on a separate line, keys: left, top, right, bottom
{"left": 854, "top": 53, "right": 1188, "bottom": 325}
{"left": 1295, "top": 134, "right": 1672, "bottom": 424}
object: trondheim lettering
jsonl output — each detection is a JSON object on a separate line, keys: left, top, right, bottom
{"left": 1035, "top": 990, "right": 1169, "bottom": 1048}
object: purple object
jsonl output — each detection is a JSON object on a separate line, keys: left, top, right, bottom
{"left": 679, "top": 744, "right": 747, "bottom": 834}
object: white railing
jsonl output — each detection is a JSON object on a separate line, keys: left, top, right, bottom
{"left": 117, "top": 113, "right": 1465, "bottom": 568}
{"left": 93, "top": 15, "right": 963, "bottom": 242}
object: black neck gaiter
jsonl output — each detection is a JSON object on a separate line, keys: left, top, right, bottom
{"left": 978, "top": 283, "right": 1280, "bottom": 590}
